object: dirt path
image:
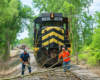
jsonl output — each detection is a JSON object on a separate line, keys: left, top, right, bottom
{"left": 10, "top": 50, "right": 19, "bottom": 57}
{"left": 0, "top": 49, "right": 38, "bottom": 78}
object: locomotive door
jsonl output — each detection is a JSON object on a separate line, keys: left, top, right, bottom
{"left": 63, "top": 17, "right": 71, "bottom": 50}
{"left": 35, "top": 22, "right": 41, "bottom": 47}
{"left": 63, "top": 17, "right": 69, "bottom": 36}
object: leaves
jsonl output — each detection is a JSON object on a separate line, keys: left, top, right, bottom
{"left": 0, "top": 0, "right": 34, "bottom": 60}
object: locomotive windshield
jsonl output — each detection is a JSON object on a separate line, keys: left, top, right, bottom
{"left": 42, "top": 21, "right": 62, "bottom": 26}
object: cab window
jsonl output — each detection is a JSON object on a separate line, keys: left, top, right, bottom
{"left": 43, "top": 22, "right": 51, "bottom": 26}
{"left": 53, "top": 21, "right": 62, "bottom": 26}
{"left": 36, "top": 23, "right": 40, "bottom": 30}
{"left": 63, "top": 23, "right": 66, "bottom": 30}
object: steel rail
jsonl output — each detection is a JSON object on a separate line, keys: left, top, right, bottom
{"left": 1, "top": 49, "right": 100, "bottom": 80}
{"left": 44, "top": 67, "right": 52, "bottom": 80}
{"left": 69, "top": 71, "right": 84, "bottom": 80}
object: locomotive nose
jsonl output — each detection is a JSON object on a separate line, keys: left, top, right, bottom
{"left": 42, "top": 27, "right": 64, "bottom": 47}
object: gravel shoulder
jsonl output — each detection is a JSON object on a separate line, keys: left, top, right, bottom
{"left": 0, "top": 49, "right": 37, "bottom": 78}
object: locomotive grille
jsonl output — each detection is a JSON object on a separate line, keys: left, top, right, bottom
{"left": 42, "top": 27, "right": 64, "bottom": 47}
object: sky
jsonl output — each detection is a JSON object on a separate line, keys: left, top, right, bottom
{"left": 17, "top": 0, "right": 100, "bottom": 40}
{"left": 17, "top": 0, "right": 39, "bottom": 40}
{"left": 89, "top": 0, "right": 100, "bottom": 15}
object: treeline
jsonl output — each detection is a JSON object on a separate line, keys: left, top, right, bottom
{"left": 32, "top": 0, "right": 100, "bottom": 65}
{"left": 20, "top": 38, "right": 33, "bottom": 49}
{"left": 0, "top": 0, "right": 33, "bottom": 60}
{"left": 79, "top": 12, "right": 100, "bottom": 65}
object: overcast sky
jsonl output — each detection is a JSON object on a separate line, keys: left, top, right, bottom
{"left": 17, "top": 0, "right": 100, "bottom": 40}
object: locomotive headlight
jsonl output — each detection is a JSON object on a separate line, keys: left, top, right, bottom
{"left": 54, "top": 17, "right": 62, "bottom": 21}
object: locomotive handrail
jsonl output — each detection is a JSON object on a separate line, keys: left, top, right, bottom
{"left": 35, "top": 36, "right": 41, "bottom": 46}
{"left": 66, "top": 35, "right": 72, "bottom": 55}
{"left": 34, "top": 28, "right": 38, "bottom": 53}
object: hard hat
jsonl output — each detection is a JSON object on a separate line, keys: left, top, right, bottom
{"left": 24, "top": 49, "right": 27, "bottom": 52}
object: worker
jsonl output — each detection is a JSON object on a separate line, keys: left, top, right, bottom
{"left": 20, "top": 49, "right": 31, "bottom": 75}
{"left": 58, "top": 47, "right": 70, "bottom": 73}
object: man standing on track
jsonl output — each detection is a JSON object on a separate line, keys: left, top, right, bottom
{"left": 20, "top": 49, "right": 31, "bottom": 75}
{"left": 58, "top": 47, "right": 70, "bottom": 73}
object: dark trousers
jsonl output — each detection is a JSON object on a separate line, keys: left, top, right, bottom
{"left": 21, "top": 63, "right": 31, "bottom": 75}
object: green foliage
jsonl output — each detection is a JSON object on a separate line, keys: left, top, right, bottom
{"left": 20, "top": 38, "right": 33, "bottom": 48}
{"left": 32, "top": 0, "right": 93, "bottom": 14}
{"left": 0, "top": 0, "right": 34, "bottom": 60}
{"left": 79, "top": 28, "right": 100, "bottom": 65}
{"left": 92, "top": 28, "right": 100, "bottom": 49}
{"left": 0, "top": 0, "right": 18, "bottom": 23}
{"left": 94, "top": 11, "right": 100, "bottom": 28}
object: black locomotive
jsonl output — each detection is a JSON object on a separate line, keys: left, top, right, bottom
{"left": 33, "top": 13, "right": 71, "bottom": 66}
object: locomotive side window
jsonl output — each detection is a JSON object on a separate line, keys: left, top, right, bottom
{"left": 36, "top": 23, "right": 40, "bottom": 30}
{"left": 63, "top": 23, "right": 66, "bottom": 30}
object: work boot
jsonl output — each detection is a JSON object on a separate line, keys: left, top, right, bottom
{"left": 29, "top": 72, "right": 32, "bottom": 75}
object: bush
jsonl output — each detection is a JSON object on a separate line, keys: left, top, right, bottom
{"left": 79, "top": 28, "right": 100, "bottom": 66}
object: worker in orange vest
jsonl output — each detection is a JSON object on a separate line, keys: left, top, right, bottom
{"left": 58, "top": 47, "right": 70, "bottom": 73}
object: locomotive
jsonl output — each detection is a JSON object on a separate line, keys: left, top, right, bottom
{"left": 33, "top": 13, "right": 71, "bottom": 66}
{"left": 17, "top": 44, "right": 26, "bottom": 50}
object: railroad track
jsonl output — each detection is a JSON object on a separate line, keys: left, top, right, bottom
{"left": 1, "top": 50, "right": 100, "bottom": 80}
{"left": 12, "top": 66, "right": 84, "bottom": 80}
{"left": 1, "top": 63, "right": 100, "bottom": 80}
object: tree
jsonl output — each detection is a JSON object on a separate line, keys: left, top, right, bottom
{"left": 0, "top": 0, "right": 18, "bottom": 60}
{"left": 0, "top": 0, "right": 34, "bottom": 60}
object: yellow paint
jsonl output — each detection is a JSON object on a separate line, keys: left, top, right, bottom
{"left": 42, "top": 31, "right": 64, "bottom": 40}
{"left": 33, "top": 47, "right": 39, "bottom": 52}
{"left": 42, "top": 38, "right": 64, "bottom": 46}
{"left": 67, "top": 47, "right": 72, "bottom": 51}
{"left": 42, "top": 27, "right": 64, "bottom": 34}
{"left": 66, "top": 36, "right": 72, "bottom": 55}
